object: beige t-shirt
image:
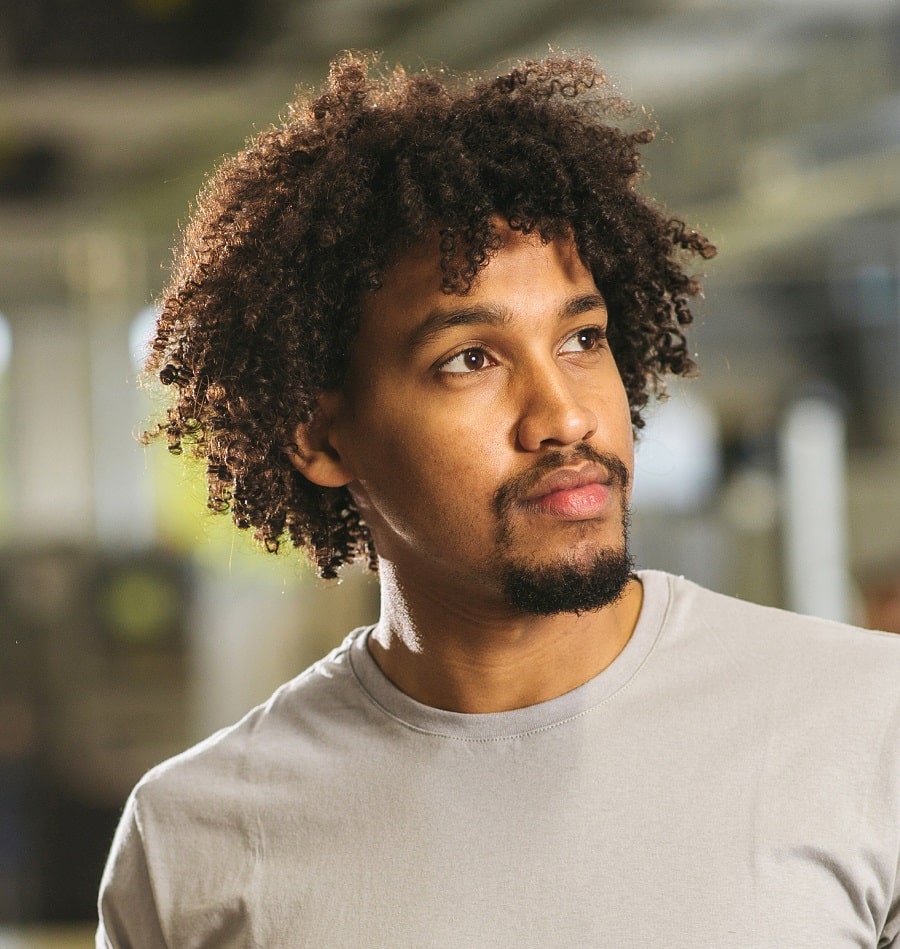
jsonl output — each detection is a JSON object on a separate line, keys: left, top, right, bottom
{"left": 97, "top": 571, "right": 900, "bottom": 947}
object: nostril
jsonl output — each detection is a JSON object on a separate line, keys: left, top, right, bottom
{"left": 516, "top": 390, "right": 598, "bottom": 452}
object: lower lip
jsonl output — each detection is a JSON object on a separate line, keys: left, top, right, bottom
{"left": 527, "top": 483, "right": 611, "bottom": 519}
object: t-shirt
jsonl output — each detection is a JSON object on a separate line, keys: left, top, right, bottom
{"left": 96, "top": 570, "right": 900, "bottom": 948}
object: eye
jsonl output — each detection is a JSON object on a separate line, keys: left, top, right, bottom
{"left": 559, "top": 326, "right": 606, "bottom": 354}
{"left": 438, "top": 347, "right": 493, "bottom": 374}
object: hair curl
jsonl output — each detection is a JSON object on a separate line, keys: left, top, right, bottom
{"left": 145, "top": 51, "right": 716, "bottom": 578}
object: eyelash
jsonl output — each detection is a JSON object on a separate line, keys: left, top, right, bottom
{"left": 437, "top": 347, "right": 493, "bottom": 374}
{"left": 437, "top": 325, "right": 607, "bottom": 375}
{"left": 562, "top": 327, "right": 607, "bottom": 352}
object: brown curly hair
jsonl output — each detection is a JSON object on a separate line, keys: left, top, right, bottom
{"left": 145, "top": 51, "right": 716, "bottom": 578}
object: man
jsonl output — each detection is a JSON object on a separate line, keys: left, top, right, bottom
{"left": 98, "top": 53, "right": 900, "bottom": 946}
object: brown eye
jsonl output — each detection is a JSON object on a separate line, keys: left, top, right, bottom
{"left": 440, "top": 347, "right": 490, "bottom": 374}
{"left": 560, "top": 327, "right": 605, "bottom": 354}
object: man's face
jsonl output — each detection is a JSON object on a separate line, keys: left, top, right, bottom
{"left": 324, "top": 225, "right": 635, "bottom": 614}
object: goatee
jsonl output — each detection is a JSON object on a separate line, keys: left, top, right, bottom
{"left": 493, "top": 445, "right": 634, "bottom": 615}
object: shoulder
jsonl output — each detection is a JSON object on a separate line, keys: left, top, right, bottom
{"left": 636, "top": 571, "right": 900, "bottom": 811}
{"left": 99, "top": 628, "right": 378, "bottom": 941}
{"left": 640, "top": 568, "right": 900, "bottom": 693}
{"left": 132, "top": 627, "right": 372, "bottom": 818}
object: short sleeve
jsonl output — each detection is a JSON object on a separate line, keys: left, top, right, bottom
{"left": 96, "top": 792, "right": 168, "bottom": 949}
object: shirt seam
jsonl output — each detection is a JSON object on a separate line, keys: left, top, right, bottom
{"left": 346, "top": 574, "right": 673, "bottom": 742}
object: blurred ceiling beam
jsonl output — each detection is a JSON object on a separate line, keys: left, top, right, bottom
{"left": 690, "top": 145, "right": 900, "bottom": 280}
{"left": 1, "top": 0, "right": 899, "bottom": 303}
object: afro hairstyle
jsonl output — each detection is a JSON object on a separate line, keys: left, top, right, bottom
{"left": 145, "top": 51, "right": 716, "bottom": 577}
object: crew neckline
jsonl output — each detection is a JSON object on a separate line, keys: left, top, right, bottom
{"left": 347, "top": 568, "right": 672, "bottom": 741}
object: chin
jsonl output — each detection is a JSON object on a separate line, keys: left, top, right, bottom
{"left": 500, "top": 545, "right": 634, "bottom": 616}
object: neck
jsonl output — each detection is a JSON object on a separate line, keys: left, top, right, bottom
{"left": 367, "top": 559, "right": 643, "bottom": 713}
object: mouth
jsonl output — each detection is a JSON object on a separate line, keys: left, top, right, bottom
{"left": 520, "top": 464, "right": 616, "bottom": 521}
{"left": 492, "top": 446, "right": 630, "bottom": 527}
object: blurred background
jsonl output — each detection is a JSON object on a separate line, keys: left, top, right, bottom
{"left": 1, "top": 0, "right": 899, "bottom": 941}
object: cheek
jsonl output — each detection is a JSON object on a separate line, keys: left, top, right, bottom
{"left": 618, "top": 409, "right": 636, "bottom": 492}
{"left": 350, "top": 409, "right": 504, "bottom": 527}
{"left": 587, "top": 371, "right": 633, "bottom": 446}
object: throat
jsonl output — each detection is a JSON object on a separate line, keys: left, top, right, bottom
{"left": 368, "top": 575, "right": 643, "bottom": 713}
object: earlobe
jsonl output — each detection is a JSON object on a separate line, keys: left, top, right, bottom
{"left": 288, "top": 393, "right": 354, "bottom": 489}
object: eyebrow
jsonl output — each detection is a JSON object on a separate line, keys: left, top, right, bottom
{"left": 407, "top": 292, "right": 607, "bottom": 352}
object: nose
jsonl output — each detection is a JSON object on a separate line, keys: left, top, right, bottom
{"left": 515, "top": 365, "right": 598, "bottom": 452}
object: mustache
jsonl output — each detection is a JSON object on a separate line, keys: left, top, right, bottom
{"left": 492, "top": 443, "right": 630, "bottom": 516}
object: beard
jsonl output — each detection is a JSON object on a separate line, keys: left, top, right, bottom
{"left": 492, "top": 445, "right": 634, "bottom": 616}
{"left": 498, "top": 537, "right": 634, "bottom": 615}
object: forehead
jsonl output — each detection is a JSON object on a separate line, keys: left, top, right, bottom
{"left": 359, "top": 227, "right": 599, "bottom": 342}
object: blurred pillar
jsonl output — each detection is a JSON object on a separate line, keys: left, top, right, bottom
{"left": 630, "top": 390, "right": 725, "bottom": 591}
{"left": 779, "top": 392, "right": 851, "bottom": 622}
{"left": 7, "top": 304, "right": 95, "bottom": 541}
{"left": 63, "top": 229, "right": 156, "bottom": 548}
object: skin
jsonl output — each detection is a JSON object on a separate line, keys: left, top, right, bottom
{"left": 294, "top": 224, "right": 643, "bottom": 713}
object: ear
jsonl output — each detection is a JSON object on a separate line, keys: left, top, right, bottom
{"left": 287, "top": 392, "right": 354, "bottom": 489}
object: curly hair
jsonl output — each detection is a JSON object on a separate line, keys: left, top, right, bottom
{"left": 145, "top": 51, "right": 716, "bottom": 578}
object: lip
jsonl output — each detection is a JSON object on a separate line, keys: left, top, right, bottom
{"left": 521, "top": 464, "right": 614, "bottom": 520}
